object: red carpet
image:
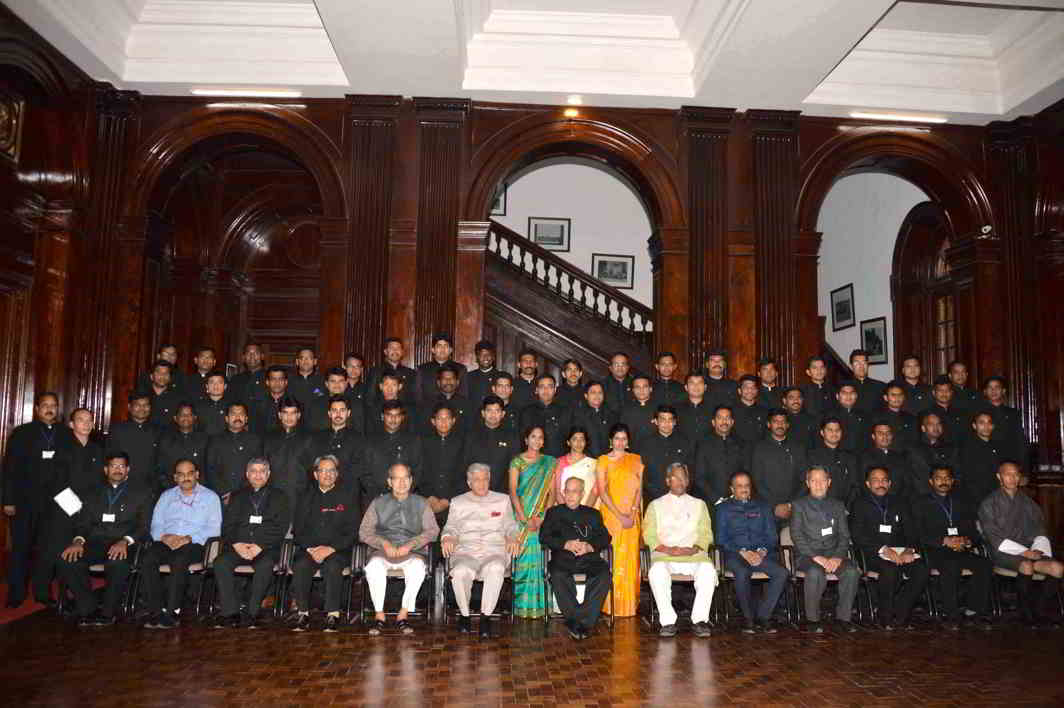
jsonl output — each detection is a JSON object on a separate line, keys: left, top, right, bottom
{"left": 0, "top": 584, "right": 46, "bottom": 625}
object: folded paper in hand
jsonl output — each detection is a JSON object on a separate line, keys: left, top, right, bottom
{"left": 54, "top": 487, "right": 82, "bottom": 517}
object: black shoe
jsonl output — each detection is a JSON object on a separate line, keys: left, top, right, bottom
{"left": 478, "top": 617, "right": 494, "bottom": 639}
{"left": 77, "top": 615, "right": 96, "bottom": 628}
{"left": 658, "top": 623, "right": 678, "bottom": 637}
{"left": 836, "top": 620, "right": 859, "bottom": 633}
{"left": 457, "top": 615, "right": 473, "bottom": 633}
{"left": 1037, "top": 615, "right": 1062, "bottom": 630}
{"left": 565, "top": 620, "right": 582, "bottom": 640}
{"left": 212, "top": 614, "right": 231, "bottom": 629}
{"left": 323, "top": 615, "right": 340, "bottom": 633}
{"left": 578, "top": 624, "right": 592, "bottom": 640}
{"left": 741, "top": 619, "right": 758, "bottom": 635}
{"left": 158, "top": 611, "right": 178, "bottom": 629}
{"left": 756, "top": 619, "right": 778, "bottom": 634}
{"left": 95, "top": 613, "right": 116, "bottom": 627}
{"left": 143, "top": 613, "right": 162, "bottom": 629}
{"left": 970, "top": 615, "right": 994, "bottom": 631}
{"left": 368, "top": 619, "right": 385, "bottom": 636}
{"left": 802, "top": 621, "right": 824, "bottom": 634}
{"left": 290, "top": 613, "right": 311, "bottom": 632}
{"left": 244, "top": 613, "right": 261, "bottom": 629}
{"left": 693, "top": 622, "right": 713, "bottom": 638}
{"left": 942, "top": 619, "right": 961, "bottom": 631}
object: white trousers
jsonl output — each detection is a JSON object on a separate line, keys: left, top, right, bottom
{"left": 648, "top": 560, "right": 717, "bottom": 626}
{"left": 365, "top": 556, "right": 426, "bottom": 613}
{"left": 449, "top": 554, "right": 507, "bottom": 616}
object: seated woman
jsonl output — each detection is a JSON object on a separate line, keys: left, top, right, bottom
{"left": 553, "top": 427, "right": 598, "bottom": 507}
{"left": 509, "top": 425, "right": 555, "bottom": 619}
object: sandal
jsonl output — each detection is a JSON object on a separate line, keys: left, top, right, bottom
{"left": 368, "top": 619, "right": 385, "bottom": 636}
{"left": 396, "top": 619, "right": 414, "bottom": 635}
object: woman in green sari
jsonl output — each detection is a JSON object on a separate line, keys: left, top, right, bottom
{"left": 508, "top": 425, "right": 555, "bottom": 619}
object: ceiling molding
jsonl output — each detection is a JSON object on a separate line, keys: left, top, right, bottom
{"left": 684, "top": 0, "right": 752, "bottom": 89}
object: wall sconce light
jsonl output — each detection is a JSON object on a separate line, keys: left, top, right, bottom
{"left": 563, "top": 108, "right": 579, "bottom": 118}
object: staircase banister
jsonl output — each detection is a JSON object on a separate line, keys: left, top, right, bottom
{"left": 489, "top": 219, "right": 652, "bottom": 322}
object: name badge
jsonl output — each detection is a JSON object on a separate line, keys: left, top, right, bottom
{"left": 249, "top": 515, "right": 263, "bottom": 524}
{"left": 102, "top": 513, "right": 116, "bottom": 522}
{"left": 42, "top": 450, "right": 55, "bottom": 459}
{"left": 879, "top": 524, "right": 892, "bottom": 533}
{"left": 947, "top": 526, "right": 958, "bottom": 536}
{"left": 821, "top": 527, "right": 833, "bottom": 537}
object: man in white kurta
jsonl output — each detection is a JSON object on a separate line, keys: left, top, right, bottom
{"left": 643, "top": 462, "right": 716, "bottom": 637}
{"left": 441, "top": 463, "right": 518, "bottom": 637}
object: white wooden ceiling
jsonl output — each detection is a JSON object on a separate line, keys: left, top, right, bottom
{"left": 6, "top": 0, "right": 1064, "bottom": 124}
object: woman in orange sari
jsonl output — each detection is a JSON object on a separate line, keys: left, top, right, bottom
{"left": 595, "top": 422, "right": 643, "bottom": 617}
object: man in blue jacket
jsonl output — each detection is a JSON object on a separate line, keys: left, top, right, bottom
{"left": 715, "top": 471, "right": 787, "bottom": 634}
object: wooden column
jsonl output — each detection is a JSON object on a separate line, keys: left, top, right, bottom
{"left": 318, "top": 217, "right": 349, "bottom": 366}
{"left": 681, "top": 106, "right": 735, "bottom": 369}
{"left": 109, "top": 216, "right": 149, "bottom": 422}
{"left": 649, "top": 225, "right": 691, "bottom": 372}
{"left": 947, "top": 233, "right": 1006, "bottom": 388}
{"left": 793, "top": 227, "right": 823, "bottom": 373}
{"left": 1038, "top": 231, "right": 1064, "bottom": 466}
{"left": 750, "top": 109, "right": 802, "bottom": 383}
{"left": 23, "top": 198, "right": 74, "bottom": 400}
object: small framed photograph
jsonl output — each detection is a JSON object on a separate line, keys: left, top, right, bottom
{"left": 528, "top": 217, "right": 571, "bottom": 252}
{"left": 490, "top": 182, "right": 507, "bottom": 216}
{"left": 830, "top": 283, "right": 855, "bottom": 331}
{"left": 591, "top": 253, "right": 635, "bottom": 290}
{"left": 860, "top": 317, "right": 888, "bottom": 365}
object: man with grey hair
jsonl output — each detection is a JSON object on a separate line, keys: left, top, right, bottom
{"left": 441, "top": 462, "right": 519, "bottom": 637}
{"left": 359, "top": 463, "right": 439, "bottom": 635}
{"left": 212, "top": 457, "right": 290, "bottom": 629}
{"left": 288, "top": 455, "right": 360, "bottom": 632}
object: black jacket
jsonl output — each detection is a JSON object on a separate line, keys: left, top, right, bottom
{"left": 912, "top": 491, "right": 981, "bottom": 549}
{"left": 263, "top": 427, "right": 314, "bottom": 510}
{"left": 194, "top": 395, "right": 232, "bottom": 437}
{"left": 920, "top": 402, "right": 970, "bottom": 446}
{"left": 572, "top": 403, "right": 616, "bottom": 458}
{"left": 287, "top": 371, "right": 327, "bottom": 417}
{"left": 222, "top": 485, "right": 290, "bottom": 550}
{"left": 750, "top": 436, "right": 807, "bottom": 508}
{"left": 704, "top": 376, "right": 737, "bottom": 410}
{"left": 182, "top": 370, "right": 211, "bottom": 404}
{"left": 292, "top": 484, "right": 360, "bottom": 551}
{"left": 415, "top": 360, "right": 462, "bottom": 405}
{"left": 732, "top": 401, "right": 768, "bottom": 446}
{"left": 757, "top": 384, "right": 783, "bottom": 411}
{"left": 602, "top": 375, "right": 636, "bottom": 413}
{"left": 650, "top": 379, "right": 685, "bottom": 407}
{"left": 900, "top": 381, "right": 931, "bottom": 417}
{"left": 306, "top": 426, "right": 364, "bottom": 483}
{"left": 146, "top": 386, "right": 186, "bottom": 432}
{"left": 247, "top": 392, "right": 287, "bottom": 437}
{"left": 364, "top": 398, "right": 420, "bottom": 437}
{"left": 519, "top": 400, "right": 573, "bottom": 458}
{"left": 640, "top": 431, "right": 694, "bottom": 502}
{"left": 105, "top": 420, "right": 159, "bottom": 491}
{"left": 807, "top": 443, "right": 858, "bottom": 507}
{"left": 68, "top": 436, "right": 104, "bottom": 496}
{"left": 205, "top": 430, "right": 264, "bottom": 497}
{"left": 850, "top": 491, "right": 918, "bottom": 556}
{"left": 618, "top": 400, "right": 656, "bottom": 452}
{"left": 418, "top": 394, "right": 472, "bottom": 435}
{"left": 950, "top": 385, "right": 981, "bottom": 412}
{"left": 830, "top": 405, "right": 869, "bottom": 454}
{"left": 540, "top": 504, "right": 611, "bottom": 574}
{"left": 362, "top": 430, "right": 423, "bottom": 501}
{"left": 800, "top": 381, "right": 836, "bottom": 420}
{"left": 555, "top": 381, "right": 586, "bottom": 411}
{"left": 858, "top": 446, "right": 913, "bottom": 501}
{"left": 229, "top": 369, "right": 266, "bottom": 407}
{"left": 511, "top": 374, "right": 538, "bottom": 413}
{"left": 674, "top": 398, "right": 714, "bottom": 446}
{"left": 692, "top": 433, "right": 746, "bottom": 505}
{"left": 958, "top": 435, "right": 1004, "bottom": 506}
{"left": 873, "top": 408, "right": 919, "bottom": 449}
{"left": 462, "top": 425, "right": 520, "bottom": 493}
{"left": 72, "top": 481, "right": 152, "bottom": 546}
{"left": 418, "top": 431, "right": 466, "bottom": 500}
{"left": 464, "top": 368, "right": 501, "bottom": 410}
{"left": 155, "top": 429, "right": 209, "bottom": 491}
{"left": 976, "top": 402, "right": 1027, "bottom": 469}
{"left": 785, "top": 410, "right": 818, "bottom": 450}
{"left": 850, "top": 377, "right": 886, "bottom": 414}
{"left": 0, "top": 420, "right": 75, "bottom": 507}
{"left": 366, "top": 362, "right": 418, "bottom": 405}
{"left": 908, "top": 437, "right": 958, "bottom": 498}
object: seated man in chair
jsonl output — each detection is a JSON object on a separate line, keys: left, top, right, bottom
{"left": 643, "top": 462, "right": 716, "bottom": 637}
{"left": 358, "top": 463, "right": 439, "bottom": 635}
{"left": 979, "top": 461, "right": 1063, "bottom": 628}
{"left": 441, "top": 462, "right": 519, "bottom": 638}
{"left": 540, "top": 476, "right": 612, "bottom": 640}
{"left": 58, "top": 452, "right": 153, "bottom": 627}
{"left": 212, "top": 457, "right": 290, "bottom": 629}
{"left": 288, "top": 455, "right": 360, "bottom": 633}
{"left": 790, "top": 465, "right": 861, "bottom": 633}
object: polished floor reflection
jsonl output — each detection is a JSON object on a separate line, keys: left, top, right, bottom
{"left": 1, "top": 612, "right": 1063, "bottom": 707}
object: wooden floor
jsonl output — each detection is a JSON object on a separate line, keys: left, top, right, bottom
{"left": 2, "top": 611, "right": 1063, "bottom": 707}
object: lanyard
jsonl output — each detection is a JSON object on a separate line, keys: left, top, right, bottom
{"left": 934, "top": 495, "right": 953, "bottom": 526}
{"left": 250, "top": 489, "right": 267, "bottom": 516}
{"left": 107, "top": 484, "right": 126, "bottom": 511}
{"left": 870, "top": 496, "right": 890, "bottom": 524}
{"left": 571, "top": 521, "right": 590, "bottom": 539}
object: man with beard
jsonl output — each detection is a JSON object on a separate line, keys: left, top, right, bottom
{"left": 419, "top": 363, "right": 471, "bottom": 434}
{"left": 511, "top": 349, "right": 539, "bottom": 412}
{"left": 248, "top": 365, "right": 290, "bottom": 437}
{"left": 362, "top": 401, "right": 424, "bottom": 506}
{"left": 650, "top": 352, "right": 685, "bottom": 406}
{"left": 306, "top": 395, "right": 363, "bottom": 496}
{"left": 205, "top": 403, "right": 263, "bottom": 503}
{"left": 781, "top": 387, "right": 816, "bottom": 450}
{"left": 464, "top": 340, "right": 500, "bottom": 409}
{"left": 700, "top": 349, "right": 736, "bottom": 410}
{"left": 416, "top": 334, "right": 462, "bottom": 406}
{"left": 556, "top": 359, "right": 586, "bottom": 410}
{"left": 750, "top": 411, "right": 806, "bottom": 525}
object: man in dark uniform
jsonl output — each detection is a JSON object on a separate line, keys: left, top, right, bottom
{"left": 756, "top": 358, "right": 783, "bottom": 410}
{"left": 619, "top": 375, "right": 656, "bottom": 452}
{"left": 106, "top": 392, "right": 159, "bottom": 492}
{"left": 859, "top": 423, "right": 913, "bottom": 502}
{"left": 306, "top": 367, "right": 363, "bottom": 434}
{"left": 849, "top": 349, "right": 886, "bottom": 414}
{"left": 603, "top": 352, "right": 636, "bottom": 413}
{"left": 1, "top": 392, "right": 75, "bottom": 607}
{"left": 248, "top": 365, "right": 290, "bottom": 437}
{"left": 908, "top": 412, "right": 958, "bottom": 499}
{"left": 519, "top": 374, "right": 573, "bottom": 458}
{"left": 898, "top": 356, "right": 931, "bottom": 416}
{"left": 692, "top": 404, "right": 745, "bottom": 507}
{"left": 462, "top": 396, "right": 519, "bottom": 493}
{"left": 155, "top": 403, "right": 208, "bottom": 492}
{"left": 229, "top": 343, "right": 266, "bottom": 407}
{"left": 362, "top": 401, "right": 424, "bottom": 505}
{"left": 800, "top": 356, "right": 836, "bottom": 420}
{"left": 137, "top": 344, "right": 186, "bottom": 397}
{"left": 366, "top": 337, "right": 417, "bottom": 406}
{"left": 573, "top": 381, "right": 615, "bottom": 458}
{"left": 732, "top": 375, "right": 768, "bottom": 446}
{"left": 419, "top": 363, "right": 471, "bottom": 434}
{"left": 342, "top": 352, "right": 370, "bottom": 414}
{"left": 978, "top": 376, "right": 1028, "bottom": 469}
{"left": 831, "top": 382, "right": 868, "bottom": 454}
{"left": 183, "top": 346, "right": 218, "bottom": 403}
{"left": 306, "top": 395, "right": 364, "bottom": 495}
{"left": 490, "top": 373, "right": 520, "bottom": 435}
{"left": 419, "top": 403, "right": 465, "bottom": 524}
{"left": 211, "top": 457, "right": 290, "bottom": 628}
{"left": 288, "top": 347, "right": 326, "bottom": 419}
{"left": 675, "top": 372, "right": 714, "bottom": 446}
{"left": 67, "top": 408, "right": 104, "bottom": 496}
{"left": 263, "top": 396, "right": 312, "bottom": 514}
{"left": 511, "top": 349, "right": 539, "bottom": 412}
{"left": 850, "top": 466, "right": 928, "bottom": 630}
{"left": 56, "top": 452, "right": 153, "bottom": 626}
{"left": 912, "top": 466, "right": 993, "bottom": 630}
{"left": 958, "top": 411, "right": 1004, "bottom": 506}
{"left": 948, "top": 360, "right": 981, "bottom": 412}
{"left": 923, "top": 375, "right": 969, "bottom": 445}
{"left": 416, "top": 333, "right": 461, "bottom": 406}
{"left": 781, "top": 387, "right": 816, "bottom": 450}
{"left": 205, "top": 403, "right": 263, "bottom": 503}
{"left": 365, "top": 372, "right": 419, "bottom": 436}
{"left": 142, "top": 360, "right": 184, "bottom": 432}
{"left": 194, "top": 371, "right": 231, "bottom": 437}
{"left": 807, "top": 417, "right": 857, "bottom": 508}
{"left": 750, "top": 410, "right": 806, "bottom": 525}
{"left": 701, "top": 349, "right": 736, "bottom": 410}
{"left": 464, "top": 340, "right": 500, "bottom": 410}
{"left": 556, "top": 359, "right": 586, "bottom": 410}
{"left": 650, "top": 352, "right": 685, "bottom": 406}
{"left": 640, "top": 405, "right": 693, "bottom": 502}
{"left": 878, "top": 381, "right": 918, "bottom": 449}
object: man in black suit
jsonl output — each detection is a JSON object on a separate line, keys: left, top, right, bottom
{"left": 462, "top": 396, "right": 519, "bottom": 494}
{"left": 366, "top": 337, "right": 417, "bottom": 405}
{"left": 205, "top": 403, "right": 263, "bottom": 503}
{"left": 155, "top": 403, "right": 209, "bottom": 492}
{"left": 416, "top": 333, "right": 461, "bottom": 406}
{"left": 464, "top": 340, "right": 500, "bottom": 409}
{"left": 106, "top": 392, "right": 160, "bottom": 492}
{"left": 56, "top": 452, "right": 153, "bottom": 626}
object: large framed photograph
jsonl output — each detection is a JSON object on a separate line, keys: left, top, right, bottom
{"left": 592, "top": 253, "right": 635, "bottom": 290}
{"left": 490, "top": 182, "right": 507, "bottom": 216}
{"left": 860, "top": 317, "right": 888, "bottom": 365}
{"left": 528, "top": 216, "right": 571, "bottom": 252}
{"left": 830, "top": 283, "right": 855, "bottom": 331}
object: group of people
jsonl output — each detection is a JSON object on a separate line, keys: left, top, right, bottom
{"left": 1, "top": 335, "right": 1060, "bottom": 638}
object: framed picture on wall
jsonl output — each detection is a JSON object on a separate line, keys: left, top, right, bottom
{"left": 830, "top": 283, "right": 855, "bottom": 331}
{"left": 490, "top": 182, "right": 507, "bottom": 216}
{"left": 592, "top": 253, "right": 635, "bottom": 290}
{"left": 528, "top": 216, "right": 571, "bottom": 252}
{"left": 860, "top": 317, "right": 888, "bottom": 365}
